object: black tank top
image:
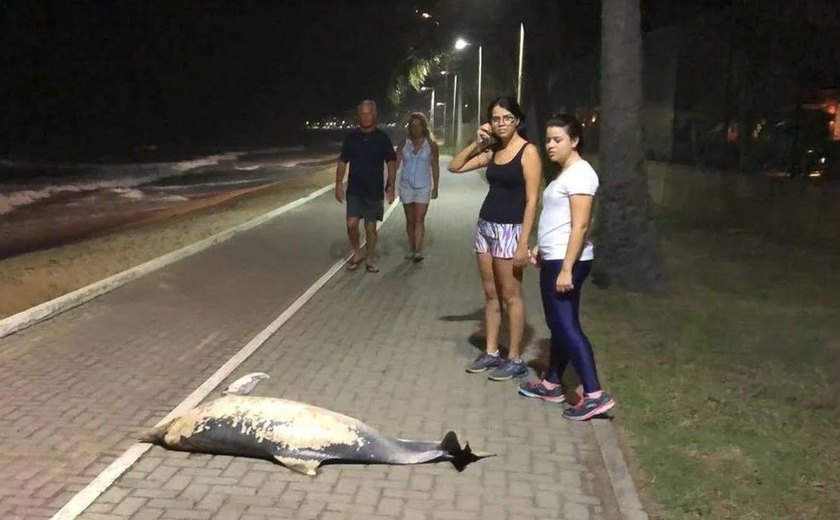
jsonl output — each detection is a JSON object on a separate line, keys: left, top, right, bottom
{"left": 478, "top": 142, "right": 529, "bottom": 224}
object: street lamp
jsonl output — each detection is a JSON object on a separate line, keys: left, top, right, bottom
{"left": 454, "top": 37, "right": 483, "bottom": 137}
{"left": 441, "top": 70, "right": 458, "bottom": 147}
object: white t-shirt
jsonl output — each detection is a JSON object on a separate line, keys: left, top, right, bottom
{"left": 537, "top": 159, "right": 599, "bottom": 261}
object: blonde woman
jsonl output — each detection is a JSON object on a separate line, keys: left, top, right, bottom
{"left": 395, "top": 113, "right": 440, "bottom": 262}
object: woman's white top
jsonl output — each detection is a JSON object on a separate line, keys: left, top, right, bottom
{"left": 537, "top": 159, "right": 599, "bottom": 261}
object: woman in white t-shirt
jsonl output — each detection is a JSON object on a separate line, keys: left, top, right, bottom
{"left": 518, "top": 113, "right": 615, "bottom": 421}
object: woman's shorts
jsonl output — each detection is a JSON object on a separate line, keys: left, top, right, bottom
{"left": 399, "top": 184, "right": 431, "bottom": 204}
{"left": 474, "top": 218, "right": 522, "bottom": 259}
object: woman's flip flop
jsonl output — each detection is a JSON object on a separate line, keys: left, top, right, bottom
{"left": 347, "top": 256, "right": 365, "bottom": 271}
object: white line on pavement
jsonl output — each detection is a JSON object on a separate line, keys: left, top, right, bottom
{"left": 49, "top": 197, "right": 401, "bottom": 520}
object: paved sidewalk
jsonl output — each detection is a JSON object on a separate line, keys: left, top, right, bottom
{"left": 73, "top": 170, "right": 623, "bottom": 520}
{"left": 0, "top": 189, "right": 358, "bottom": 520}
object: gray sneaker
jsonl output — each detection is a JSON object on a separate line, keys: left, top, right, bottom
{"left": 487, "top": 359, "right": 529, "bottom": 381}
{"left": 465, "top": 352, "right": 502, "bottom": 373}
{"left": 563, "top": 393, "right": 616, "bottom": 421}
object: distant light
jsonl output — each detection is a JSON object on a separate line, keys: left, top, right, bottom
{"left": 436, "top": 102, "right": 446, "bottom": 106}
{"left": 591, "top": 115, "right": 597, "bottom": 123}
{"left": 807, "top": 149, "right": 814, "bottom": 153}
{"left": 808, "top": 171, "right": 823, "bottom": 178}
{"left": 440, "top": 71, "right": 448, "bottom": 76}
{"left": 420, "top": 12, "right": 432, "bottom": 19}
{"left": 820, "top": 157, "right": 826, "bottom": 164}
{"left": 464, "top": 104, "right": 469, "bottom": 108}
{"left": 454, "top": 38, "right": 469, "bottom": 51}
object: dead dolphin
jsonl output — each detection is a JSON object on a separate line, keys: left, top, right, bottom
{"left": 140, "top": 372, "right": 492, "bottom": 475}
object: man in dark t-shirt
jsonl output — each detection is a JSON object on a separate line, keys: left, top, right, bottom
{"left": 335, "top": 99, "right": 397, "bottom": 273}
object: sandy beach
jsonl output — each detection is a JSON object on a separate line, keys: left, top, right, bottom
{"left": 0, "top": 165, "right": 335, "bottom": 320}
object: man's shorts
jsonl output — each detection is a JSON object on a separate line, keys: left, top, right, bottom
{"left": 399, "top": 184, "right": 431, "bottom": 204}
{"left": 474, "top": 218, "right": 522, "bottom": 259}
{"left": 346, "top": 193, "right": 384, "bottom": 222}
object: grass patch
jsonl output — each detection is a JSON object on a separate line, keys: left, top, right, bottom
{"left": 586, "top": 213, "right": 840, "bottom": 519}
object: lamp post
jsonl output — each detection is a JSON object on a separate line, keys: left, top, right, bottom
{"left": 477, "top": 44, "right": 483, "bottom": 127}
{"left": 454, "top": 37, "right": 483, "bottom": 135}
{"left": 420, "top": 86, "right": 436, "bottom": 133}
{"left": 436, "top": 102, "right": 447, "bottom": 142}
{"left": 517, "top": 22, "right": 525, "bottom": 104}
{"left": 449, "top": 73, "right": 458, "bottom": 147}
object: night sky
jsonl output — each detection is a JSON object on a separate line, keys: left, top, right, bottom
{"left": 1, "top": 1, "right": 414, "bottom": 155}
{"left": 0, "top": 0, "right": 739, "bottom": 157}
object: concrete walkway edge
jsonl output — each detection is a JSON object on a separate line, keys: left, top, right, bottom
{"left": 0, "top": 184, "right": 333, "bottom": 340}
{"left": 592, "top": 419, "right": 649, "bottom": 520}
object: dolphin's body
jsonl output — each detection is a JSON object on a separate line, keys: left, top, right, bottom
{"left": 140, "top": 373, "right": 491, "bottom": 475}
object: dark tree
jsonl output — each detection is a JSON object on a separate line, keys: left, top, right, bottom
{"left": 594, "top": 0, "right": 666, "bottom": 292}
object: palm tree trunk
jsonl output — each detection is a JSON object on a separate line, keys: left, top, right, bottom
{"left": 593, "top": 0, "right": 667, "bottom": 292}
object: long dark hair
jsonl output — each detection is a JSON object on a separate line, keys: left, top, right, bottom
{"left": 545, "top": 113, "right": 584, "bottom": 153}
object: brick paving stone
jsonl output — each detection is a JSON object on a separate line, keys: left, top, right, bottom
{"left": 564, "top": 501, "right": 593, "bottom": 520}
{"left": 159, "top": 510, "right": 211, "bottom": 520}
{"left": 130, "top": 509, "right": 163, "bottom": 520}
{"left": 111, "top": 497, "right": 147, "bottom": 517}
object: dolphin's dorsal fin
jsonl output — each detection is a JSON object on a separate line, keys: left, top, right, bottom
{"left": 222, "top": 372, "right": 270, "bottom": 396}
{"left": 273, "top": 455, "right": 320, "bottom": 476}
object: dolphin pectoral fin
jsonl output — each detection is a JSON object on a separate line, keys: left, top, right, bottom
{"left": 137, "top": 418, "right": 177, "bottom": 445}
{"left": 222, "top": 373, "right": 270, "bottom": 396}
{"left": 273, "top": 455, "right": 320, "bottom": 476}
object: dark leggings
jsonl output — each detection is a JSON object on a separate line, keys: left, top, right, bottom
{"left": 539, "top": 259, "right": 601, "bottom": 393}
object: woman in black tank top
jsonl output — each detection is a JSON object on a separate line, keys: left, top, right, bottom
{"left": 447, "top": 96, "right": 542, "bottom": 381}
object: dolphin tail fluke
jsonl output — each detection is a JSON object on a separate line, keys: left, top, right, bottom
{"left": 439, "top": 431, "right": 495, "bottom": 471}
{"left": 223, "top": 372, "right": 270, "bottom": 396}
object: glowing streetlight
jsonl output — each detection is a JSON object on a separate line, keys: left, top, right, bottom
{"left": 454, "top": 37, "right": 483, "bottom": 132}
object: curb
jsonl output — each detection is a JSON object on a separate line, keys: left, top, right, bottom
{"left": 591, "top": 419, "right": 649, "bottom": 520}
{"left": 0, "top": 184, "right": 333, "bottom": 340}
